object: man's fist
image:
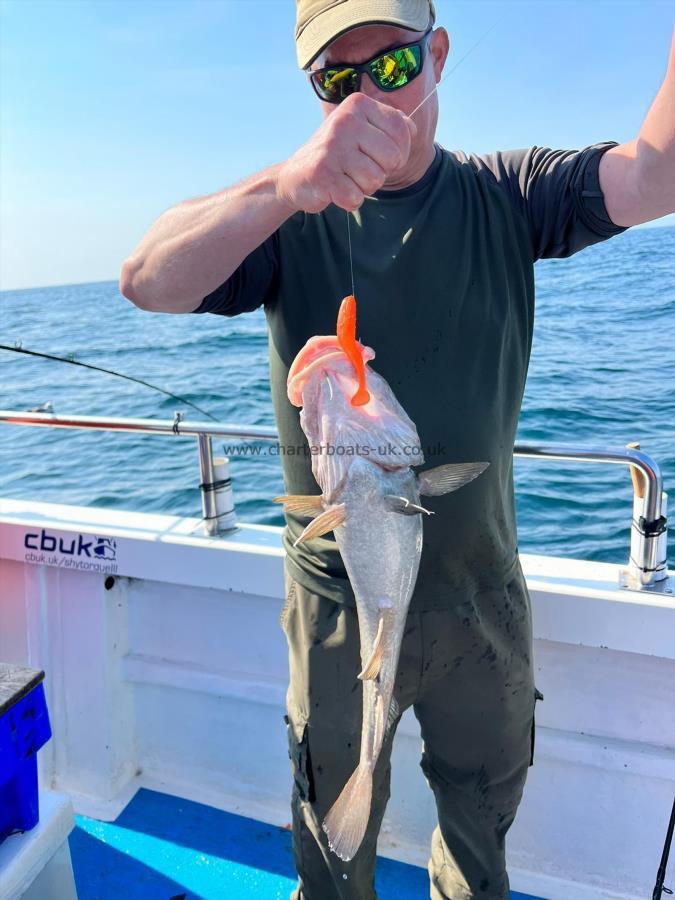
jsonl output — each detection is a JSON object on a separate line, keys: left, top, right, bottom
{"left": 276, "top": 93, "right": 417, "bottom": 214}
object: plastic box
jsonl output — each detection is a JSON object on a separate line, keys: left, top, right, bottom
{"left": 0, "top": 667, "right": 52, "bottom": 845}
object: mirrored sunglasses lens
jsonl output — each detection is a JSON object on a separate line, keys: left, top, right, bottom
{"left": 371, "top": 45, "right": 421, "bottom": 90}
{"left": 315, "top": 68, "right": 358, "bottom": 101}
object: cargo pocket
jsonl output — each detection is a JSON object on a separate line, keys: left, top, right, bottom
{"left": 529, "top": 687, "right": 544, "bottom": 766}
{"left": 284, "top": 714, "right": 316, "bottom": 803}
{"left": 280, "top": 575, "right": 297, "bottom": 633}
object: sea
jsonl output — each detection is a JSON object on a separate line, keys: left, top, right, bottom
{"left": 1, "top": 225, "right": 673, "bottom": 568}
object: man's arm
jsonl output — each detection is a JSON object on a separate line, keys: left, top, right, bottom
{"left": 466, "top": 143, "right": 628, "bottom": 261}
{"left": 599, "top": 30, "right": 675, "bottom": 228}
{"left": 119, "top": 167, "right": 291, "bottom": 313}
{"left": 119, "top": 93, "right": 416, "bottom": 314}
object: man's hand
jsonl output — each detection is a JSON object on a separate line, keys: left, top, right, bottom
{"left": 276, "top": 93, "right": 417, "bottom": 214}
{"left": 119, "top": 93, "right": 416, "bottom": 313}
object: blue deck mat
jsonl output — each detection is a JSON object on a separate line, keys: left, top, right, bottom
{"left": 69, "top": 788, "right": 543, "bottom": 899}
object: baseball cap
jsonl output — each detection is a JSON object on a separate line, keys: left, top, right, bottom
{"left": 295, "top": 0, "right": 436, "bottom": 69}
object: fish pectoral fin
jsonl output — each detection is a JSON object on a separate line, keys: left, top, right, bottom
{"left": 384, "top": 495, "right": 434, "bottom": 516}
{"left": 416, "top": 462, "right": 489, "bottom": 497}
{"left": 358, "top": 616, "right": 386, "bottom": 681}
{"left": 292, "top": 503, "right": 347, "bottom": 546}
{"left": 273, "top": 494, "right": 324, "bottom": 517}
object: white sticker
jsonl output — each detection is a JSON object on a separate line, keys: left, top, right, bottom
{"left": 22, "top": 527, "right": 119, "bottom": 574}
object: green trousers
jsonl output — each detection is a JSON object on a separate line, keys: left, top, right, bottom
{"left": 281, "top": 561, "right": 541, "bottom": 900}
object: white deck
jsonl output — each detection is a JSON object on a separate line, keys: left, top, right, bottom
{"left": 1, "top": 498, "right": 673, "bottom": 900}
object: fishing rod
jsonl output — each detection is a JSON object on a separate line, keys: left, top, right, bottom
{"left": 0, "top": 343, "right": 219, "bottom": 422}
{"left": 653, "top": 795, "right": 675, "bottom": 899}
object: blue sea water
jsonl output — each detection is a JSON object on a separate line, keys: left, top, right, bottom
{"left": 1, "top": 225, "right": 673, "bottom": 567}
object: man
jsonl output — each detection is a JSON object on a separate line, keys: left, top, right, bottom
{"left": 120, "top": 2, "right": 675, "bottom": 897}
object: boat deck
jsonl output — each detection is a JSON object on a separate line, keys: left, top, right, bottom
{"left": 69, "top": 788, "right": 542, "bottom": 899}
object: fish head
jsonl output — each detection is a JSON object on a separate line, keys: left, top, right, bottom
{"left": 287, "top": 334, "right": 424, "bottom": 495}
{"left": 287, "top": 335, "right": 374, "bottom": 408}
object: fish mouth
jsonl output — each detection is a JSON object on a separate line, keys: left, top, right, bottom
{"left": 288, "top": 336, "right": 375, "bottom": 408}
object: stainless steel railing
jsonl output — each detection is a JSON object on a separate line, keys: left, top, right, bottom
{"left": 0, "top": 409, "right": 669, "bottom": 593}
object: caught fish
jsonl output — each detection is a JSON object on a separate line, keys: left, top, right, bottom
{"left": 275, "top": 295, "right": 488, "bottom": 861}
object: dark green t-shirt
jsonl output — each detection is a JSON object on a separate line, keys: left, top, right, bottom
{"left": 193, "top": 143, "right": 627, "bottom": 609}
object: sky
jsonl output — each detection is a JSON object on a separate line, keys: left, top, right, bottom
{"left": 1, "top": 0, "right": 673, "bottom": 291}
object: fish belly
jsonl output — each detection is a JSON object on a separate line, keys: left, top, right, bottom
{"left": 336, "top": 457, "right": 423, "bottom": 622}
{"left": 334, "top": 458, "right": 422, "bottom": 731}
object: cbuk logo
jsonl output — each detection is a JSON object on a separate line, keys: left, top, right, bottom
{"left": 24, "top": 529, "right": 117, "bottom": 560}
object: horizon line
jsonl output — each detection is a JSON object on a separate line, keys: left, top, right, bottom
{"left": 1, "top": 222, "right": 673, "bottom": 295}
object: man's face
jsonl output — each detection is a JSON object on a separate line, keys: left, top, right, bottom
{"left": 308, "top": 23, "right": 449, "bottom": 181}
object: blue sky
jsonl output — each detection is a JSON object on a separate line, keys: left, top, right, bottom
{"left": 1, "top": 0, "right": 673, "bottom": 291}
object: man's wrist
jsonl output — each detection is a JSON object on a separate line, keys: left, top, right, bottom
{"left": 271, "top": 161, "right": 300, "bottom": 218}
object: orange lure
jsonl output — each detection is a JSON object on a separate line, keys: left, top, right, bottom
{"left": 336, "top": 295, "right": 370, "bottom": 406}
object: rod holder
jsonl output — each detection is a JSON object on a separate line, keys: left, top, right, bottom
{"left": 621, "top": 442, "right": 668, "bottom": 590}
{"left": 197, "top": 434, "right": 237, "bottom": 536}
{"left": 624, "top": 489, "right": 669, "bottom": 590}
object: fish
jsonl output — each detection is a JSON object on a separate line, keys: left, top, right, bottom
{"left": 274, "top": 295, "right": 488, "bottom": 862}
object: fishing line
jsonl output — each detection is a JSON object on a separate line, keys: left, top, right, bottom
{"left": 346, "top": 210, "right": 356, "bottom": 297}
{"left": 0, "top": 343, "right": 219, "bottom": 422}
{"left": 408, "top": 17, "right": 503, "bottom": 119}
{"left": 345, "top": 17, "right": 501, "bottom": 297}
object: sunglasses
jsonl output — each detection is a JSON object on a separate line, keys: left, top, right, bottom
{"left": 308, "top": 29, "right": 433, "bottom": 104}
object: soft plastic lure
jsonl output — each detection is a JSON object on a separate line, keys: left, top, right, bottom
{"left": 336, "top": 294, "right": 370, "bottom": 406}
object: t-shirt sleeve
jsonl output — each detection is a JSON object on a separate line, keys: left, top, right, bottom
{"left": 473, "top": 142, "right": 628, "bottom": 260}
{"left": 190, "top": 231, "right": 279, "bottom": 316}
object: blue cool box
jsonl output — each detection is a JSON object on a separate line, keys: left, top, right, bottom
{"left": 0, "top": 665, "right": 52, "bottom": 844}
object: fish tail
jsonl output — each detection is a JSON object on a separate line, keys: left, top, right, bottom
{"left": 322, "top": 762, "right": 373, "bottom": 862}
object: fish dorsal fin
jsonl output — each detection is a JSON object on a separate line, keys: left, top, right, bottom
{"left": 273, "top": 494, "right": 324, "bottom": 517}
{"left": 292, "top": 503, "right": 347, "bottom": 546}
{"left": 417, "top": 462, "right": 489, "bottom": 497}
